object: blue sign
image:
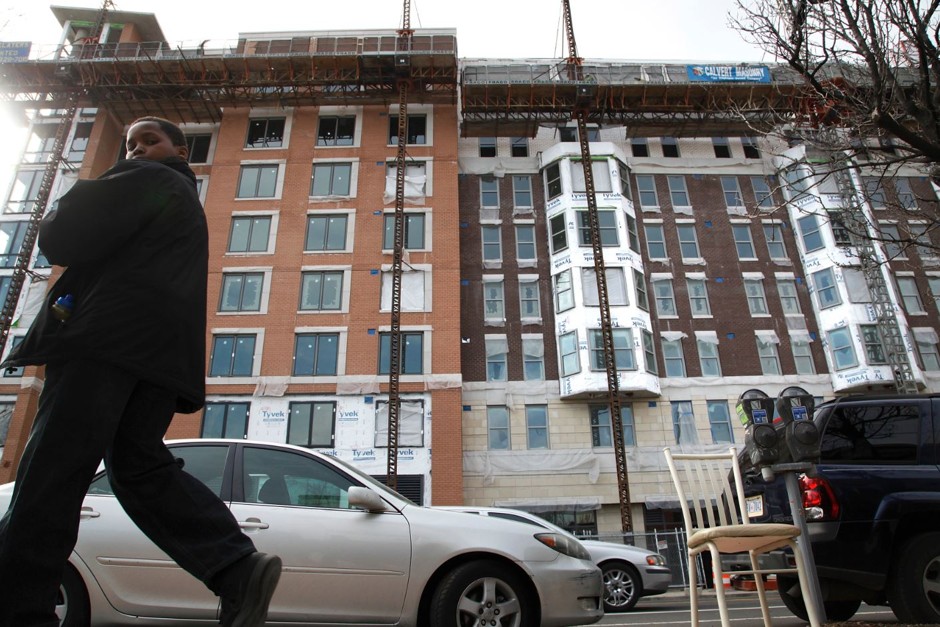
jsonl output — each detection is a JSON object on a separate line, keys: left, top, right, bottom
{"left": 752, "top": 409, "right": 768, "bottom": 425}
{"left": 687, "top": 65, "right": 771, "bottom": 83}
{"left": 0, "top": 42, "right": 31, "bottom": 60}
{"left": 792, "top": 406, "right": 809, "bottom": 421}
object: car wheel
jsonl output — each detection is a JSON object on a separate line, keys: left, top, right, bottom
{"left": 777, "top": 576, "right": 860, "bottom": 622}
{"left": 429, "top": 559, "right": 536, "bottom": 627}
{"left": 601, "top": 560, "right": 641, "bottom": 612}
{"left": 888, "top": 531, "right": 940, "bottom": 623}
{"left": 56, "top": 565, "right": 90, "bottom": 627}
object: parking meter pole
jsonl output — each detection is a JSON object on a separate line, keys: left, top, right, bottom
{"left": 783, "top": 470, "right": 827, "bottom": 623}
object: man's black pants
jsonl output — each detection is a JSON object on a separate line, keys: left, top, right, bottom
{"left": 0, "top": 359, "right": 255, "bottom": 626}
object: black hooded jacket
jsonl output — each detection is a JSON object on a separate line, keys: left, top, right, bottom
{"left": 2, "top": 157, "right": 208, "bottom": 413}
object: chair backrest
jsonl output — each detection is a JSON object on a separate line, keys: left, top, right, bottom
{"left": 663, "top": 447, "right": 749, "bottom": 534}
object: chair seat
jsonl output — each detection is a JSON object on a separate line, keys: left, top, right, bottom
{"left": 689, "top": 523, "right": 800, "bottom": 553}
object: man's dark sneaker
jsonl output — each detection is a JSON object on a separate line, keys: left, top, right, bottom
{"left": 218, "top": 552, "right": 282, "bottom": 627}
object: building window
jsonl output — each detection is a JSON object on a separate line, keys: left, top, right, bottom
{"left": 236, "top": 164, "right": 278, "bottom": 198}
{"left": 631, "top": 138, "right": 649, "bottom": 157}
{"left": 897, "top": 276, "right": 925, "bottom": 313}
{"left": 777, "top": 278, "right": 802, "bottom": 314}
{"left": 293, "top": 333, "right": 339, "bottom": 376}
{"left": 209, "top": 334, "right": 256, "bottom": 377}
{"left": 299, "top": 271, "right": 343, "bottom": 311}
{"left": 783, "top": 166, "right": 812, "bottom": 200}
{"left": 911, "top": 222, "right": 936, "bottom": 259}
{"left": 864, "top": 178, "right": 887, "bottom": 209}
{"left": 698, "top": 338, "right": 721, "bottom": 377}
{"left": 485, "top": 336, "right": 508, "bottom": 381}
{"left": 383, "top": 213, "right": 426, "bottom": 249}
{"left": 559, "top": 330, "right": 580, "bottom": 376}
{"left": 590, "top": 404, "right": 636, "bottom": 447}
{"left": 667, "top": 175, "right": 690, "bottom": 208}
{"left": 487, "top": 406, "right": 510, "bottom": 450}
{"left": 482, "top": 225, "right": 502, "bottom": 263}
{"left": 635, "top": 175, "right": 658, "bottom": 208}
{"left": 643, "top": 330, "right": 658, "bottom": 374}
{"left": 929, "top": 276, "right": 940, "bottom": 311}
{"left": 589, "top": 328, "right": 635, "bottom": 370}
{"left": 878, "top": 223, "right": 904, "bottom": 259}
{"left": 687, "top": 278, "right": 711, "bottom": 316}
{"left": 219, "top": 272, "right": 264, "bottom": 312}
{"left": 828, "top": 210, "right": 852, "bottom": 246}
{"left": 894, "top": 178, "right": 917, "bottom": 209}
{"left": 672, "top": 401, "right": 698, "bottom": 444}
{"left": 860, "top": 325, "right": 888, "bottom": 364}
{"left": 707, "top": 401, "right": 734, "bottom": 443}
{"left": 916, "top": 334, "right": 940, "bottom": 371}
{"left": 549, "top": 214, "right": 568, "bottom": 253}
{"left": 634, "top": 269, "right": 649, "bottom": 311}
{"left": 661, "top": 136, "right": 680, "bottom": 158}
{"left": 478, "top": 137, "right": 497, "bottom": 157}
{"left": 6, "top": 170, "right": 44, "bottom": 214}
{"left": 388, "top": 114, "right": 427, "bottom": 145}
{"left": 762, "top": 223, "right": 787, "bottom": 259}
{"left": 385, "top": 161, "right": 427, "bottom": 200}
{"left": 202, "top": 402, "right": 250, "bottom": 438}
{"left": 305, "top": 214, "right": 348, "bottom": 251}
{"left": 663, "top": 339, "right": 687, "bottom": 377}
{"left": 744, "top": 278, "right": 769, "bottom": 315}
{"left": 625, "top": 214, "right": 640, "bottom": 252}
{"left": 374, "top": 399, "right": 424, "bottom": 449}
{"left": 0, "top": 222, "right": 28, "bottom": 267}
{"left": 554, "top": 270, "right": 574, "bottom": 312}
{"left": 515, "top": 225, "right": 537, "bottom": 263}
{"left": 792, "top": 338, "right": 815, "bottom": 374}
{"left": 24, "top": 124, "right": 57, "bottom": 163}
{"left": 577, "top": 210, "right": 618, "bottom": 247}
{"left": 545, "top": 163, "right": 562, "bottom": 199}
{"left": 522, "top": 337, "right": 545, "bottom": 380}
{"left": 512, "top": 175, "right": 533, "bottom": 209}
{"left": 618, "top": 162, "right": 632, "bottom": 197}
{"left": 380, "top": 269, "right": 427, "bottom": 312}
{"left": 751, "top": 176, "right": 774, "bottom": 209}
{"left": 828, "top": 327, "right": 857, "bottom": 370}
{"left": 756, "top": 335, "right": 782, "bottom": 375}
{"left": 510, "top": 137, "right": 528, "bottom": 157}
{"left": 378, "top": 332, "right": 424, "bottom": 374}
{"left": 287, "top": 401, "right": 335, "bottom": 447}
{"left": 797, "top": 214, "right": 825, "bottom": 252}
{"left": 185, "top": 134, "right": 212, "bottom": 163}
{"left": 645, "top": 224, "right": 667, "bottom": 259}
{"left": 742, "top": 137, "right": 760, "bottom": 159}
{"left": 653, "top": 278, "right": 677, "bottom": 316}
{"left": 812, "top": 267, "right": 841, "bottom": 309}
{"left": 310, "top": 162, "right": 351, "bottom": 197}
{"left": 245, "top": 117, "right": 285, "bottom": 148}
{"left": 721, "top": 176, "right": 744, "bottom": 208}
{"left": 732, "top": 224, "right": 756, "bottom": 259}
{"left": 713, "top": 137, "right": 731, "bottom": 158}
{"left": 582, "top": 267, "right": 628, "bottom": 306}
{"left": 519, "top": 280, "right": 541, "bottom": 320}
{"left": 572, "top": 160, "right": 612, "bottom": 193}
{"left": 525, "top": 405, "right": 549, "bottom": 449}
{"left": 480, "top": 176, "right": 499, "bottom": 208}
{"left": 483, "top": 281, "right": 505, "bottom": 323}
{"left": 228, "top": 216, "right": 272, "bottom": 253}
{"left": 317, "top": 116, "right": 356, "bottom": 146}
{"left": 676, "top": 223, "right": 701, "bottom": 259}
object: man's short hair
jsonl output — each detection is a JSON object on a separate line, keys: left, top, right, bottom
{"left": 131, "top": 116, "right": 187, "bottom": 148}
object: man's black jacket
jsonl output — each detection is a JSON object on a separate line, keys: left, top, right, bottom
{"left": 3, "top": 157, "right": 209, "bottom": 413}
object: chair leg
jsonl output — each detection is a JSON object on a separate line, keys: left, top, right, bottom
{"left": 710, "top": 546, "right": 732, "bottom": 627}
{"left": 788, "top": 540, "right": 823, "bottom": 627}
{"left": 688, "top": 550, "right": 700, "bottom": 627}
{"left": 749, "top": 551, "right": 772, "bottom": 627}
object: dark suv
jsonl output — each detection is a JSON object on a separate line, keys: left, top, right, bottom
{"left": 742, "top": 394, "right": 940, "bottom": 623}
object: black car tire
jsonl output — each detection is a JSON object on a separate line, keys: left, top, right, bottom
{"left": 888, "top": 531, "right": 940, "bottom": 623}
{"left": 601, "top": 560, "right": 641, "bottom": 612}
{"left": 57, "top": 565, "right": 90, "bottom": 627}
{"left": 777, "top": 576, "right": 860, "bottom": 622}
{"left": 429, "top": 559, "right": 537, "bottom": 627}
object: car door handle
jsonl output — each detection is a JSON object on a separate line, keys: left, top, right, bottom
{"left": 238, "top": 517, "right": 270, "bottom": 530}
{"left": 80, "top": 506, "right": 100, "bottom": 519}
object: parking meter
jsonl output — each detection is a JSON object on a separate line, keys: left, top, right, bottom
{"left": 776, "top": 386, "right": 820, "bottom": 463}
{"left": 736, "top": 389, "right": 779, "bottom": 477}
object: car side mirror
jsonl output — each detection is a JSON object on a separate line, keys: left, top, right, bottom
{"left": 348, "top": 486, "right": 388, "bottom": 513}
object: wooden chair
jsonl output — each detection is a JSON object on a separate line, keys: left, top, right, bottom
{"left": 663, "top": 447, "right": 821, "bottom": 627}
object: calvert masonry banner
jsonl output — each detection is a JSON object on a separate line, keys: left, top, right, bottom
{"left": 686, "top": 64, "right": 771, "bottom": 83}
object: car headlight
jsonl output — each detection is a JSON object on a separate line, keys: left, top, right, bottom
{"left": 534, "top": 533, "right": 592, "bottom": 560}
{"left": 646, "top": 554, "right": 666, "bottom": 566}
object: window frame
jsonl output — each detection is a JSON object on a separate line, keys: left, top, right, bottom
{"left": 287, "top": 401, "right": 336, "bottom": 447}
{"left": 292, "top": 333, "right": 340, "bottom": 377}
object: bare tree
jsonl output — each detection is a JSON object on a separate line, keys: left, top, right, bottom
{"left": 732, "top": 0, "right": 940, "bottom": 256}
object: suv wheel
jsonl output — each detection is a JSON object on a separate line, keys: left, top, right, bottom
{"left": 889, "top": 532, "right": 940, "bottom": 623}
{"left": 777, "top": 576, "right": 861, "bottom": 622}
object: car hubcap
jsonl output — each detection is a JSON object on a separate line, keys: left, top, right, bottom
{"left": 924, "top": 555, "right": 940, "bottom": 615}
{"left": 458, "top": 576, "right": 522, "bottom": 626}
{"left": 604, "top": 569, "right": 635, "bottom": 607}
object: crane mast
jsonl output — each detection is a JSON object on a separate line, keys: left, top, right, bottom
{"left": 562, "top": 0, "right": 633, "bottom": 532}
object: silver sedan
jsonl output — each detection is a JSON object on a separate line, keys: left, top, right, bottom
{"left": 440, "top": 507, "right": 672, "bottom": 612}
{"left": 0, "top": 439, "right": 603, "bottom": 627}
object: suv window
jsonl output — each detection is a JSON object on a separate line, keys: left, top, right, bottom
{"left": 820, "top": 403, "right": 921, "bottom": 464}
